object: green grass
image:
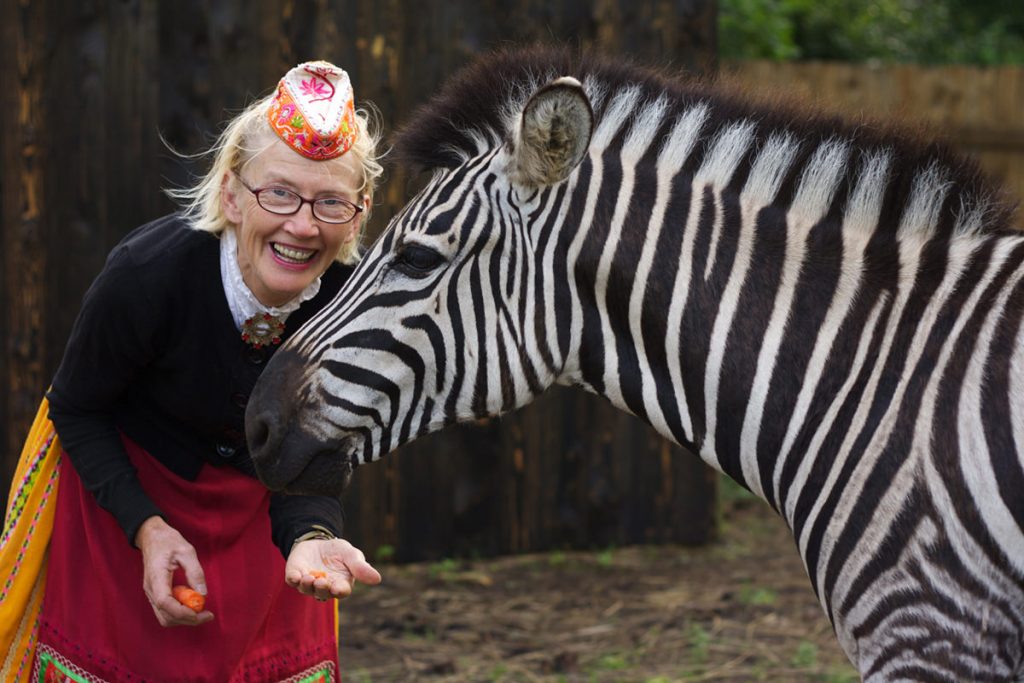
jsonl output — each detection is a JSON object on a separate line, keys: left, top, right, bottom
{"left": 428, "top": 557, "right": 459, "bottom": 579}
{"left": 593, "top": 653, "right": 630, "bottom": 670}
{"left": 401, "top": 625, "right": 437, "bottom": 642}
{"left": 821, "top": 668, "right": 860, "bottom": 683}
{"left": 793, "top": 640, "right": 819, "bottom": 668}
{"left": 547, "top": 550, "right": 568, "bottom": 567}
{"left": 738, "top": 583, "right": 778, "bottom": 606}
{"left": 687, "top": 623, "right": 711, "bottom": 664}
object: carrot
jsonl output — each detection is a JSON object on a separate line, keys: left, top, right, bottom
{"left": 309, "top": 570, "right": 327, "bottom": 579}
{"left": 172, "top": 585, "right": 206, "bottom": 612}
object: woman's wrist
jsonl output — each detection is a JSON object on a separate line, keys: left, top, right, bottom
{"left": 290, "top": 524, "right": 336, "bottom": 553}
{"left": 134, "top": 515, "right": 167, "bottom": 549}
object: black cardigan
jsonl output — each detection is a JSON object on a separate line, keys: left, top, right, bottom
{"left": 47, "top": 214, "right": 352, "bottom": 557}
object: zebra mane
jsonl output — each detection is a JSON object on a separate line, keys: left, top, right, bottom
{"left": 393, "top": 45, "right": 1018, "bottom": 238}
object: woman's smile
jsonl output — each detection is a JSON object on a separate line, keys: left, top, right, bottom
{"left": 270, "top": 242, "right": 319, "bottom": 267}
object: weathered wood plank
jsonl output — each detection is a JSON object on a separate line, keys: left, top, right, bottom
{"left": 2, "top": 0, "right": 51, "bottom": 496}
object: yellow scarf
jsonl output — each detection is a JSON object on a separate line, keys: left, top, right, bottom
{"left": 0, "top": 397, "right": 62, "bottom": 682}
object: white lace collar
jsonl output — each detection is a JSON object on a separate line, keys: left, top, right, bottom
{"left": 219, "top": 227, "right": 322, "bottom": 330}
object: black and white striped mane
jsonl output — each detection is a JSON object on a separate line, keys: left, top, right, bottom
{"left": 394, "top": 46, "right": 1017, "bottom": 238}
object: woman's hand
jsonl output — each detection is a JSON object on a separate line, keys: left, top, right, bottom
{"left": 285, "top": 537, "right": 382, "bottom": 601}
{"left": 134, "top": 515, "right": 214, "bottom": 627}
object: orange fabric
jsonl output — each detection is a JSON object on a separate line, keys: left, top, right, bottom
{"left": 0, "top": 398, "right": 62, "bottom": 682}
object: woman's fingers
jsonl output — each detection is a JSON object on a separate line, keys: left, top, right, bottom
{"left": 138, "top": 520, "right": 211, "bottom": 627}
{"left": 285, "top": 537, "right": 384, "bottom": 602}
{"left": 177, "top": 546, "right": 208, "bottom": 597}
{"left": 152, "top": 593, "right": 214, "bottom": 626}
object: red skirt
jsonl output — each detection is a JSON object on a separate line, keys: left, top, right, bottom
{"left": 34, "top": 436, "right": 338, "bottom": 682}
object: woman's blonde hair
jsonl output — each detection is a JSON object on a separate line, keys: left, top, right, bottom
{"left": 166, "top": 92, "right": 384, "bottom": 265}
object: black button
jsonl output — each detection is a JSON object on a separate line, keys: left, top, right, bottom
{"left": 215, "top": 443, "right": 236, "bottom": 458}
{"left": 246, "top": 347, "right": 266, "bottom": 364}
{"left": 231, "top": 392, "right": 248, "bottom": 408}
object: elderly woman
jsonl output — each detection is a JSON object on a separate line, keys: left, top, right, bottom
{"left": 16, "top": 61, "right": 381, "bottom": 682}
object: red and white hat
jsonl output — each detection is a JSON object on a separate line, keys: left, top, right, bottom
{"left": 267, "top": 60, "right": 358, "bottom": 160}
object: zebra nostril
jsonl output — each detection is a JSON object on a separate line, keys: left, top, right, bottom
{"left": 245, "top": 348, "right": 320, "bottom": 489}
{"left": 247, "top": 413, "right": 272, "bottom": 457}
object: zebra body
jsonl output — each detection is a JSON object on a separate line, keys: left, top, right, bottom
{"left": 246, "top": 48, "right": 1024, "bottom": 681}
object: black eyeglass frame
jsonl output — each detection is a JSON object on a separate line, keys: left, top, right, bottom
{"left": 234, "top": 172, "right": 363, "bottom": 225}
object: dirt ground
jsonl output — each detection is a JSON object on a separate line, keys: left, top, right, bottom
{"left": 338, "top": 482, "right": 860, "bottom": 683}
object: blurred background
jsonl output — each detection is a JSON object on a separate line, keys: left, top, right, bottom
{"left": 2, "top": 0, "right": 1022, "bottom": 566}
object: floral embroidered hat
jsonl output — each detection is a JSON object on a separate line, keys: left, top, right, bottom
{"left": 266, "top": 60, "right": 358, "bottom": 160}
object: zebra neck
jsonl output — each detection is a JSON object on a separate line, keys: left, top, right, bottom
{"left": 561, "top": 147, "right": 894, "bottom": 508}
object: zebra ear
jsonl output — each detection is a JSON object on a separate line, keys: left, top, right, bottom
{"left": 510, "top": 77, "right": 593, "bottom": 187}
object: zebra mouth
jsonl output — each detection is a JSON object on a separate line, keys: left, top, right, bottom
{"left": 260, "top": 431, "right": 361, "bottom": 496}
{"left": 281, "top": 447, "right": 355, "bottom": 496}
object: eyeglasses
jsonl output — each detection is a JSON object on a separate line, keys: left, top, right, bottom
{"left": 234, "top": 173, "right": 363, "bottom": 224}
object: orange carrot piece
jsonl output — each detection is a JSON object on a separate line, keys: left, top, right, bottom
{"left": 172, "top": 585, "right": 206, "bottom": 612}
{"left": 309, "top": 570, "right": 327, "bottom": 579}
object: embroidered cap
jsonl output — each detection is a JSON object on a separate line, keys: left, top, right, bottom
{"left": 267, "top": 60, "right": 358, "bottom": 160}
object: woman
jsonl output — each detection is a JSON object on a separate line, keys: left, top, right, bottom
{"left": 19, "top": 60, "right": 382, "bottom": 682}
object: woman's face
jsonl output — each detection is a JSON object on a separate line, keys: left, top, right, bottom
{"left": 222, "top": 137, "right": 367, "bottom": 307}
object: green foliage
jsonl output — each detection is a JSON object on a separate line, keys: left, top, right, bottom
{"left": 720, "top": 0, "right": 1024, "bottom": 64}
{"left": 720, "top": 0, "right": 800, "bottom": 60}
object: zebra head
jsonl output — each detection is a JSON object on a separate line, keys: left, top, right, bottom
{"left": 246, "top": 71, "right": 594, "bottom": 495}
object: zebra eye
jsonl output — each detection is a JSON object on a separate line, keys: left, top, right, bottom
{"left": 394, "top": 244, "right": 445, "bottom": 277}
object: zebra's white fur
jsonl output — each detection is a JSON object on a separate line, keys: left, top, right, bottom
{"left": 631, "top": 104, "right": 712, "bottom": 439}
{"left": 960, "top": 261, "right": 1024, "bottom": 578}
{"left": 659, "top": 104, "right": 711, "bottom": 442}
{"left": 688, "top": 119, "right": 759, "bottom": 462}
{"left": 738, "top": 139, "right": 851, "bottom": 496}
{"left": 595, "top": 96, "right": 669, "bottom": 409}
{"left": 699, "top": 120, "right": 758, "bottom": 280}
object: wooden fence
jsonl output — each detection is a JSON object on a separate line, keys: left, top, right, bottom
{"left": 724, "top": 60, "right": 1024, "bottom": 222}
{"left": 0, "top": 0, "right": 718, "bottom": 562}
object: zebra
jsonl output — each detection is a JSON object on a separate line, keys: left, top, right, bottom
{"left": 245, "top": 47, "right": 1024, "bottom": 681}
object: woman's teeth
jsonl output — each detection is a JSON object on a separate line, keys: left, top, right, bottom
{"left": 272, "top": 243, "right": 316, "bottom": 263}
